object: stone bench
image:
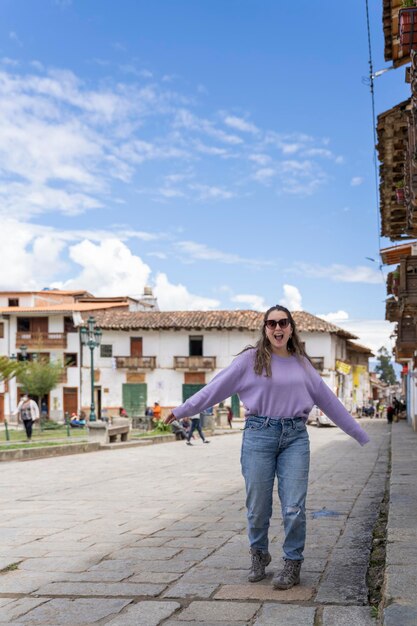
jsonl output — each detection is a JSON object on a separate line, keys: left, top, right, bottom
{"left": 88, "top": 417, "right": 130, "bottom": 444}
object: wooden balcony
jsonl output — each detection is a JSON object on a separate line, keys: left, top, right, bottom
{"left": 115, "top": 356, "right": 156, "bottom": 370}
{"left": 385, "top": 298, "right": 401, "bottom": 322}
{"left": 57, "top": 369, "right": 68, "bottom": 384}
{"left": 16, "top": 332, "right": 67, "bottom": 349}
{"left": 174, "top": 356, "right": 216, "bottom": 371}
{"left": 398, "top": 257, "right": 417, "bottom": 305}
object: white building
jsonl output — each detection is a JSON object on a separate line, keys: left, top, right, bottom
{"left": 0, "top": 292, "right": 373, "bottom": 422}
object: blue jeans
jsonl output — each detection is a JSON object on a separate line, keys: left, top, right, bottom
{"left": 187, "top": 418, "right": 205, "bottom": 442}
{"left": 240, "top": 416, "right": 310, "bottom": 561}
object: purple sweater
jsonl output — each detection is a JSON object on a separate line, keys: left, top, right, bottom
{"left": 173, "top": 349, "right": 370, "bottom": 446}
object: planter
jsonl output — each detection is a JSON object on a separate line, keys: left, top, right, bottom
{"left": 395, "top": 187, "right": 405, "bottom": 204}
{"left": 399, "top": 8, "right": 417, "bottom": 54}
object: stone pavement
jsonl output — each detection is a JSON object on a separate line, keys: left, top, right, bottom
{"left": 381, "top": 420, "right": 417, "bottom": 626}
{"left": 0, "top": 420, "right": 393, "bottom": 625}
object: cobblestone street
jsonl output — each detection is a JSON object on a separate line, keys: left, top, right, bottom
{"left": 0, "top": 419, "right": 388, "bottom": 625}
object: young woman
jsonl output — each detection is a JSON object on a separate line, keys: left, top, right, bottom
{"left": 165, "top": 305, "right": 370, "bottom": 590}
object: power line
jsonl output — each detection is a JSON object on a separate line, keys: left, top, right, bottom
{"left": 365, "top": 0, "right": 386, "bottom": 287}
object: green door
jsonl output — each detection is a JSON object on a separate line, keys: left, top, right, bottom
{"left": 231, "top": 394, "right": 240, "bottom": 417}
{"left": 122, "top": 383, "right": 147, "bottom": 417}
{"left": 182, "top": 384, "right": 205, "bottom": 403}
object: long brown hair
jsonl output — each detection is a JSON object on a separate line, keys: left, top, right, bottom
{"left": 243, "top": 305, "right": 310, "bottom": 377}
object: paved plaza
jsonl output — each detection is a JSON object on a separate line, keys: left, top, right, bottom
{"left": 0, "top": 420, "right": 389, "bottom": 625}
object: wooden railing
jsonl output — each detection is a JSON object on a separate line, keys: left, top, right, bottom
{"left": 173, "top": 356, "right": 216, "bottom": 371}
{"left": 16, "top": 332, "right": 67, "bottom": 349}
{"left": 115, "top": 356, "right": 156, "bottom": 370}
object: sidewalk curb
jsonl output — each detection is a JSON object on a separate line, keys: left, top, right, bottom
{"left": 0, "top": 441, "right": 100, "bottom": 462}
{"left": 0, "top": 428, "right": 241, "bottom": 461}
{"left": 381, "top": 422, "right": 417, "bottom": 626}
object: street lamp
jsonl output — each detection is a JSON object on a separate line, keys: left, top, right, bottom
{"left": 19, "top": 345, "right": 28, "bottom": 361}
{"left": 80, "top": 316, "right": 102, "bottom": 422}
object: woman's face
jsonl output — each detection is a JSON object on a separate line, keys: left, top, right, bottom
{"left": 264, "top": 309, "right": 292, "bottom": 356}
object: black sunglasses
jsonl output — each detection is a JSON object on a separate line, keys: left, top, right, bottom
{"left": 265, "top": 318, "right": 290, "bottom": 330}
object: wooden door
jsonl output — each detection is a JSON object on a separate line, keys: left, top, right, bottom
{"left": 130, "top": 337, "right": 143, "bottom": 357}
{"left": 31, "top": 317, "right": 48, "bottom": 333}
{"left": 0, "top": 394, "right": 4, "bottom": 422}
{"left": 63, "top": 387, "right": 78, "bottom": 417}
{"left": 182, "top": 384, "right": 205, "bottom": 403}
{"left": 231, "top": 394, "right": 240, "bottom": 417}
{"left": 122, "top": 383, "right": 147, "bottom": 416}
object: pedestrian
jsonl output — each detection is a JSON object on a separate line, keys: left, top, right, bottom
{"left": 185, "top": 413, "right": 210, "bottom": 445}
{"left": 41, "top": 399, "right": 48, "bottom": 419}
{"left": 386, "top": 404, "right": 394, "bottom": 424}
{"left": 14, "top": 395, "right": 39, "bottom": 442}
{"left": 227, "top": 405, "right": 233, "bottom": 428}
{"left": 152, "top": 402, "right": 161, "bottom": 420}
{"left": 165, "top": 305, "right": 370, "bottom": 590}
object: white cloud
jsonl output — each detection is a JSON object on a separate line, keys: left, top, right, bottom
{"left": 249, "top": 153, "right": 271, "bottom": 165}
{"left": 231, "top": 294, "right": 267, "bottom": 310}
{"left": 280, "top": 143, "right": 301, "bottom": 155}
{"left": 188, "top": 183, "right": 235, "bottom": 200}
{"left": 175, "top": 241, "right": 272, "bottom": 267}
{"left": 316, "top": 310, "right": 349, "bottom": 323}
{"left": 351, "top": 176, "right": 364, "bottom": 186}
{"left": 174, "top": 108, "right": 243, "bottom": 145}
{"left": 278, "top": 160, "right": 327, "bottom": 195}
{"left": 154, "top": 272, "right": 219, "bottom": 310}
{"left": 293, "top": 262, "right": 383, "bottom": 284}
{"left": 0, "top": 219, "right": 65, "bottom": 289}
{"left": 52, "top": 238, "right": 151, "bottom": 296}
{"left": 280, "top": 284, "right": 303, "bottom": 311}
{"left": 253, "top": 168, "right": 276, "bottom": 183}
{"left": 316, "top": 312, "right": 395, "bottom": 354}
{"left": 223, "top": 115, "right": 258, "bottom": 134}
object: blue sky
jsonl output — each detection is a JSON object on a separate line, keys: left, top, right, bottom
{"left": 0, "top": 0, "right": 410, "bottom": 353}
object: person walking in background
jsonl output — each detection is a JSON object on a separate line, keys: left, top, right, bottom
{"left": 227, "top": 405, "right": 233, "bottom": 428}
{"left": 386, "top": 404, "right": 394, "bottom": 424}
{"left": 152, "top": 402, "right": 161, "bottom": 420}
{"left": 165, "top": 305, "right": 370, "bottom": 590}
{"left": 14, "top": 395, "right": 39, "bottom": 442}
{"left": 185, "top": 413, "right": 210, "bottom": 445}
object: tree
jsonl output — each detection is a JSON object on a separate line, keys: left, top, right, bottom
{"left": 17, "top": 357, "right": 63, "bottom": 412}
{"left": 374, "top": 346, "right": 397, "bottom": 385}
{"left": 0, "top": 356, "right": 25, "bottom": 383}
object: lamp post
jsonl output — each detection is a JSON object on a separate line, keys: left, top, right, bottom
{"left": 80, "top": 316, "right": 102, "bottom": 422}
{"left": 19, "top": 345, "right": 28, "bottom": 361}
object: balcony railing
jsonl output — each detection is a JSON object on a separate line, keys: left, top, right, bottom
{"left": 16, "top": 332, "right": 67, "bottom": 349}
{"left": 174, "top": 356, "right": 216, "bottom": 371}
{"left": 115, "top": 356, "right": 156, "bottom": 370}
{"left": 57, "top": 369, "right": 68, "bottom": 384}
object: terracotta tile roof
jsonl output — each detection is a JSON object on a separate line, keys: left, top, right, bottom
{"left": 83, "top": 310, "right": 264, "bottom": 331}
{"left": 0, "top": 289, "right": 92, "bottom": 296}
{"left": 0, "top": 303, "right": 129, "bottom": 314}
{"left": 292, "top": 312, "right": 357, "bottom": 339}
{"left": 82, "top": 309, "right": 358, "bottom": 339}
{"left": 346, "top": 340, "right": 374, "bottom": 356}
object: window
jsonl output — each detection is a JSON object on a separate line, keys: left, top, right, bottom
{"left": 8, "top": 298, "right": 19, "bottom": 307}
{"left": 17, "top": 318, "right": 30, "bottom": 332}
{"left": 64, "top": 353, "right": 78, "bottom": 367}
{"left": 310, "top": 357, "right": 324, "bottom": 372}
{"left": 64, "top": 316, "right": 76, "bottom": 333}
{"left": 189, "top": 335, "right": 203, "bottom": 356}
{"left": 100, "top": 344, "right": 113, "bottom": 358}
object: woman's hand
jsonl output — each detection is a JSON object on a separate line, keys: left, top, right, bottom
{"left": 164, "top": 412, "right": 176, "bottom": 425}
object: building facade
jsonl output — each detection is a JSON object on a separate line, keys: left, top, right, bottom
{"left": 0, "top": 292, "right": 373, "bottom": 422}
